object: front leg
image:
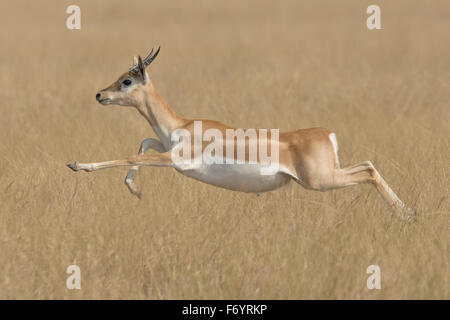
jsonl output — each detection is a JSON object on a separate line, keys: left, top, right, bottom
{"left": 125, "top": 138, "right": 166, "bottom": 198}
{"left": 67, "top": 151, "right": 173, "bottom": 172}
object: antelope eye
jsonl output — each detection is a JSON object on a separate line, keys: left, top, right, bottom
{"left": 122, "top": 79, "right": 132, "bottom": 86}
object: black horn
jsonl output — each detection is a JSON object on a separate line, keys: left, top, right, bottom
{"left": 130, "top": 47, "right": 160, "bottom": 74}
{"left": 143, "top": 46, "right": 160, "bottom": 66}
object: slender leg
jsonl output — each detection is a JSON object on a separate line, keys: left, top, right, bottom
{"left": 125, "top": 138, "right": 166, "bottom": 198}
{"left": 329, "top": 161, "right": 416, "bottom": 221}
{"left": 67, "top": 151, "right": 173, "bottom": 172}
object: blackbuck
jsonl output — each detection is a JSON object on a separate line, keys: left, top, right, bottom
{"left": 67, "top": 47, "right": 416, "bottom": 221}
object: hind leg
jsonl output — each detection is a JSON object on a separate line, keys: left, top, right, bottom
{"left": 329, "top": 161, "right": 415, "bottom": 221}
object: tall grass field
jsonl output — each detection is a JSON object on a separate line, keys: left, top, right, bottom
{"left": 0, "top": 0, "right": 448, "bottom": 299}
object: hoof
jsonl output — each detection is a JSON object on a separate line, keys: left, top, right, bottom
{"left": 406, "top": 208, "right": 417, "bottom": 222}
{"left": 398, "top": 207, "right": 417, "bottom": 222}
{"left": 67, "top": 162, "right": 79, "bottom": 172}
{"left": 129, "top": 188, "right": 142, "bottom": 199}
{"left": 125, "top": 179, "right": 142, "bottom": 199}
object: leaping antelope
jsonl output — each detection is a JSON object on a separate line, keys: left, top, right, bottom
{"left": 67, "top": 47, "right": 416, "bottom": 221}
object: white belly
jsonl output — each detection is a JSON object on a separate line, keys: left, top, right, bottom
{"left": 175, "top": 163, "right": 292, "bottom": 193}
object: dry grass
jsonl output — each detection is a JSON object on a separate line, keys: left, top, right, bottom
{"left": 0, "top": 0, "right": 449, "bottom": 299}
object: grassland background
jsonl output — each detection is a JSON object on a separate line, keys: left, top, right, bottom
{"left": 0, "top": 0, "right": 449, "bottom": 299}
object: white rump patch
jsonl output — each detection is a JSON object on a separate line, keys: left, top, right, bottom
{"left": 329, "top": 133, "right": 340, "bottom": 168}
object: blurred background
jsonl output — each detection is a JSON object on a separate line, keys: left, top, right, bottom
{"left": 0, "top": 0, "right": 448, "bottom": 299}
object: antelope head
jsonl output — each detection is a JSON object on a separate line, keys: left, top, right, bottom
{"left": 95, "top": 47, "right": 160, "bottom": 107}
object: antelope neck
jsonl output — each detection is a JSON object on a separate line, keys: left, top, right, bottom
{"left": 137, "top": 83, "right": 185, "bottom": 150}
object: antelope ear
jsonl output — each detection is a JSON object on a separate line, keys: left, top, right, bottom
{"left": 133, "top": 55, "right": 139, "bottom": 65}
{"left": 138, "top": 56, "right": 148, "bottom": 83}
